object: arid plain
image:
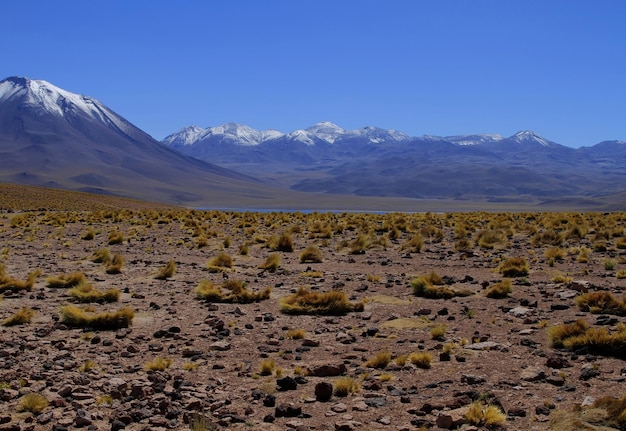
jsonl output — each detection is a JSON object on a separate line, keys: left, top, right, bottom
{"left": 1, "top": 187, "right": 626, "bottom": 431}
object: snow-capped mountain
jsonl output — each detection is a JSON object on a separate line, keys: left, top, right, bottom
{"left": 0, "top": 76, "right": 272, "bottom": 205}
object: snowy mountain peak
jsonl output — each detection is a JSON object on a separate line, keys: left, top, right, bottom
{"left": 510, "top": 130, "right": 552, "bottom": 146}
{"left": 305, "top": 121, "right": 344, "bottom": 143}
{"left": 0, "top": 76, "right": 133, "bottom": 135}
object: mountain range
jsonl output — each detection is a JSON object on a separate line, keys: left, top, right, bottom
{"left": 1, "top": 76, "right": 625, "bottom": 210}
{"left": 163, "top": 122, "right": 626, "bottom": 204}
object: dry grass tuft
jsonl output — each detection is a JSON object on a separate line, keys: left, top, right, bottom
{"left": 0, "top": 267, "right": 42, "bottom": 292}
{"left": 485, "top": 279, "right": 512, "bottom": 299}
{"left": 46, "top": 271, "right": 87, "bottom": 288}
{"left": 258, "top": 253, "right": 281, "bottom": 272}
{"left": 280, "top": 287, "right": 364, "bottom": 315}
{"left": 155, "top": 259, "right": 176, "bottom": 279}
{"left": 18, "top": 393, "right": 49, "bottom": 414}
{"left": 299, "top": 245, "right": 323, "bottom": 263}
{"left": 105, "top": 253, "right": 124, "bottom": 274}
{"left": 575, "top": 291, "right": 626, "bottom": 316}
{"left": 145, "top": 357, "right": 173, "bottom": 371}
{"left": 195, "top": 279, "right": 271, "bottom": 303}
{"left": 497, "top": 256, "right": 529, "bottom": 277}
{"left": 333, "top": 376, "right": 360, "bottom": 397}
{"left": 91, "top": 248, "right": 112, "bottom": 264}
{"left": 364, "top": 351, "right": 391, "bottom": 369}
{"left": 67, "top": 282, "right": 120, "bottom": 303}
{"left": 465, "top": 401, "right": 507, "bottom": 427}
{"left": 59, "top": 304, "right": 134, "bottom": 330}
{"left": 2, "top": 307, "right": 35, "bottom": 326}
{"left": 408, "top": 351, "right": 433, "bottom": 369}
{"left": 410, "top": 274, "right": 472, "bottom": 299}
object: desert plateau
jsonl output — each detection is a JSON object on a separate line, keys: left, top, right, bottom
{"left": 0, "top": 187, "right": 625, "bottom": 431}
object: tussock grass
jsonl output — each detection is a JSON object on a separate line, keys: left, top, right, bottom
{"left": 299, "top": 245, "right": 323, "bottom": 263}
{"left": 107, "top": 230, "right": 124, "bottom": 245}
{"left": 408, "top": 351, "right": 433, "bottom": 369}
{"left": 549, "top": 319, "right": 626, "bottom": 358}
{"left": 155, "top": 259, "right": 176, "bottom": 279}
{"left": 258, "top": 253, "right": 280, "bottom": 272}
{"left": 18, "top": 393, "right": 49, "bottom": 414}
{"left": 410, "top": 274, "right": 472, "bottom": 299}
{"left": 285, "top": 329, "right": 307, "bottom": 339}
{"left": 465, "top": 401, "right": 507, "bottom": 427}
{"left": 401, "top": 233, "right": 423, "bottom": 253}
{"left": 333, "top": 376, "right": 360, "bottom": 397}
{"left": 0, "top": 267, "right": 41, "bottom": 292}
{"left": 475, "top": 229, "right": 507, "bottom": 249}
{"left": 206, "top": 252, "right": 233, "bottom": 272}
{"left": 195, "top": 279, "right": 271, "bottom": 303}
{"left": 497, "top": 256, "right": 529, "bottom": 277}
{"left": 271, "top": 233, "right": 294, "bottom": 252}
{"left": 575, "top": 291, "right": 626, "bottom": 315}
{"left": 91, "top": 248, "right": 111, "bottom": 264}
{"left": 105, "top": 253, "right": 124, "bottom": 274}
{"left": 145, "top": 357, "right": 172, "bottom": 371}
{"left": 430, "top": 324, "right": 447, "bottom": 340}
{"left": 279, "top": 287, "right": 364, "bottom": 315}
{"left": 46, "top": 271, "right": 87, "bottom": 288}
{"left": 59, "top": 304, "right": 134, "bottom": 330}
{"left": 364, "top": 351, "right": 391, "bottom": 369}
{"left": 485, "top": 279, "right": 512, "bottom": 299}
{"left": 2, "top": 307, "right": 35, "bottom": 326}
{"left": 67, "top": 282, "right": 120, "bottom": 303}
{"left": 259, "top": 359, "right": 275, "bottom": 376}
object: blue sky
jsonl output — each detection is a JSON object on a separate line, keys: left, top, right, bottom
{"left": 2, "top": 1, "right": 625, "bottom": 147}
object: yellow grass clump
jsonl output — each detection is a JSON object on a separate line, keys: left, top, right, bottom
{"left": 410, "top": 274, "right": 472, "bottom": 299}
{"left": 2, "top": 307, "right": 35, "bottom": 326}
{"left": 485, "top": 279, "right": 512, "bottom": 299}
{"left": 155, "top": 259, "right": 176, "bottom": 279}
{"left": 105, "top": 253, "right": 124, "bottom": 274}
{"left": 364, "top": 351, "right": 391, "bottom": 369}
{"left": 497, "top": 256, "right": 529, "bottom": 277}
{"left": 0, "top": 266, "right": 41, "bottom": 292}
{"left": 195, "top": 279, "right": 271, "bottom": 303}
{"left": 333, "top": 376, "right": 360, "bottom": 397}
{"left": 408, "top": 351, "right": 433, "bottom": 369}
{"left": 59, "top": 304, "right": 134, "bottom": 330}
{"left": 465, "top": 401, "right": 507, "bottom": 427}
{"left": 46, "top": 271, "right": 86, "bottom": 288}
{"left": 145, "top": 357, "right": 173, "bottom": 371}
{"left": 206, "top": 252, "right": 233, "bottom": 272}
{"left": 279, "top": 287, "right": 364, "bottom": 315}
{"left": 67, "top": 282, "right": 121, "bottom": 303}
{"left": 258, "top": 253, "right": 281, "bottom": 272}
{"left": 299, "top": 245, "right": 323, "bottom": 263}
{"left": 575, "top": 291, "right": 626, "bottom": 316}
{"left": 18, "top": 393, "right": 49, "bottom": 414}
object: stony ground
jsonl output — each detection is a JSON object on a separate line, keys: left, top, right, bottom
{"left": 0, "top": 209, "right": 625, "bottom": 431}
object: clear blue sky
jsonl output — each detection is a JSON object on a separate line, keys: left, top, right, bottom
{"left": 2, "top": 0, "right": 625, "bottom": 147}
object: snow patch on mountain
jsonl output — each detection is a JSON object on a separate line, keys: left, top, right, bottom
{"left": 511, "top": 130, "right": 553, "bottom": 146}
{"left": 0, "top": 76, "right": 132, "bottom": 135}
{"left": 305, "top": 121, "right": 344, "bottom": 143}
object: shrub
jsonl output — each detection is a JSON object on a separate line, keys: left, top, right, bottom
{"left": 575, "top": 291, "right": 626, "bottom": 315}
{"left": 59, "top": 304, "right": 134, "bottom": 330}
{"left": 46, "top": 271, "right": 86, "bottom": 288}
{"left": 465, "top": 401, "right": 507, "bottom": 427}
{"left": 91, "top": 248, "right": 111, "bottom": 264}
{"left": 258, "top": 253, "right": 281, "bottom": 272}
{"left": 364, "top": 351, "right": 391, "bottom": 369}
{"left": 105, "top": 254, "right": 124, "bottom": 274}
{"left": 145, "top": 357, "right": 172, "bottom": 371}
{"left": 333, "top": 376, "right": 360, "bottom": 397}
{"left": 408, "top": 351, "right": 432, "bottom": 369}
{"left": 604, "top": 259, "right": 616, "bottom": 270}
{"left": 485, "top": 279, "right": 512, "bottom": 298}
{"left": 207, "top": 252, "right": 233, "bottom": 272}
{"left": 299, "top": 245, "right": 323, "bottom": 263}
{"left": 155, "top": 259, "right": 176, "bottom": 279}
{"left": 2, "top": 307, "right": 35, "bottom": 326}
{"left": 497, "top": 256, "right": 529, "bottom": 277}
{"left": 0, "top": 268, "right": 41, "bottom": 292}
{"left": 18, "top": 393, "right": 48, "bottom": 414}
{"left": 279, "top": 287, "right": 364, "bottom": 315}
{"left": 195, "top": 279, "right": 271, "bottom": 304}
{"left": 67, "top": 283, "right": 120, "bottom": 303}
{"left": 558, "top": 326, "right": 626, "bottom": 358}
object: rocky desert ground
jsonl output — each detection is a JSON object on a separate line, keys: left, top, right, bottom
{"left": 1, "top": 202, "right": 626, "bottom": 431}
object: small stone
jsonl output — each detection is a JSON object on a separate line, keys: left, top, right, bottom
{"left": 315, "top": 382, "right": 333, "bottom": 402}
{"left": 277, "top": 376, "right": 298, "bottom": 391}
